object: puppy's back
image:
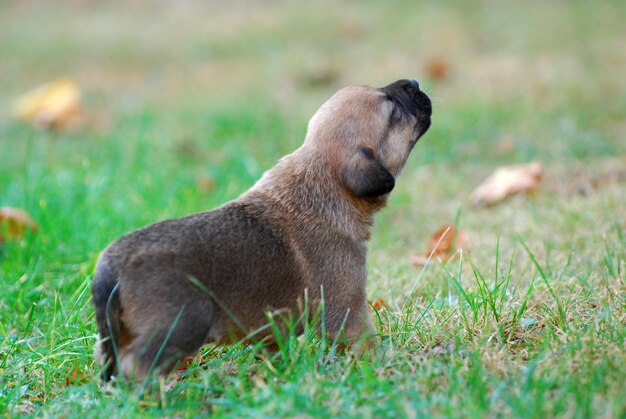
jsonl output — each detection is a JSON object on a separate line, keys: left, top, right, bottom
{"left": 92, "top": 200, "right": 306, "bottom": 379}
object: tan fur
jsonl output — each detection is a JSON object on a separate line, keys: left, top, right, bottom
{"left": 91, "top": 80, "right": 432, "bottom": 381}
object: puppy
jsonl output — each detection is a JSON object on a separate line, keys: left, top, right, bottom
{"left": 92, "top": 79, "right": 432, "bottom": 381}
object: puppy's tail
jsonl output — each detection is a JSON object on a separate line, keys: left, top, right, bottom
{"left": 92, "top": 252, "right": 121, "bottom": 382}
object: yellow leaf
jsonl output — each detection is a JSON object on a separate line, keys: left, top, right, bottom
{"left": 0, "top": 207, "right": 39, "bottom": 241}
{"left": 470, "top": 162, "right": 543, "bottom": 206}
{"left": 13, "top": 77, "right": 82, "bottom": 130}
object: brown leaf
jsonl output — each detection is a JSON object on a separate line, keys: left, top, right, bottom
{"left": 470, "top": 162, "right": 543, "bottom": 206}
{"left": 65, "top": 365, "right": 89, "bottom": 386}
{"left": 13, "top": 77, "right": 83, "bottom": 130}
{"left": 424, "top": 57, "right": 450, "bottom": 81}
{"left": 371, "top": 297, "right": 388, "bottom": 311}
{"left": 427, "top": 224, "right": 456, "bottom": 255}
{"left": 411, "top": 225, "right": 469, "bottom": 266}
{"left": 0, "top": 207, "right": 39, "bottom": 241}
{"left": 176, "top": 356, "right": 196, "bottom": 374}
{"left": 196, "top": 176, "right": 216, "bottom": 193}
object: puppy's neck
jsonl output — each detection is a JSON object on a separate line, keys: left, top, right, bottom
{"left": 246, "top": 146, "right": 383, "bottom": 241}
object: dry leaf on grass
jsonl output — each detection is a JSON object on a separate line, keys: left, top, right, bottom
{"left": 427, "top": 224, "right": 456, "bottom": 255}
{"left": 470, "top": 162, "right": 543, "bottom": 207}
{"left": 0, "top": 207, "right": 39, "bottom": 241}
{"left": 424, "top": 56, "right": 450, "bottom": 81}
{"left": 64, "top": 365, "right": 90, "bottom": 386}
{"left": 13, "top": 77, "right": 83, "bottom": 130}
{"left": 371, "top": 297, "right": 388, "bottom": 311}
{"left": 411, "top": 225, "right": 468, "bottom": 266}
{"left": 196, "top": 176, "right": 216, "bottom": 193}
{"left": 175, "top": 356, "right": 197, "bottom": 374}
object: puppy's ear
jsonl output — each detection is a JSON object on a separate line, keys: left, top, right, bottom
{"left": 341, "top": 147, "right": 395, "bottom": 197}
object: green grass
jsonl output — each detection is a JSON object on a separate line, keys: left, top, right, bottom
{"left": 1, "top": 1, "right": 625, "bottom": 417}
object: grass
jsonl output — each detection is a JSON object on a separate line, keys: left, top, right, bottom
{"left": 1, "top": 0, "right": 625, "bottom": 417}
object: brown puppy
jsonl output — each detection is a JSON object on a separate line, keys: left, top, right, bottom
{"left": 92, "top": 79, "right": 432, "bottom": 381}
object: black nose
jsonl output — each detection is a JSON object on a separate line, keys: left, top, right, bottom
{"left": 379, "top": 79, "right": 431, "bottom": 117}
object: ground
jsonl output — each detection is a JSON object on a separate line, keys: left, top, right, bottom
{"left": 0, "top": 1, "right": 624, "bottom": 417}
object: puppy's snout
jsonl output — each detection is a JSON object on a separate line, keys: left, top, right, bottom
{"left": 405, "top": 80, "right": 432, "bottom": 117}
{"left": 380, "top": 79, "right": 432, "bottom": 118}
{"left": 415, "top": 89, "right": 432, "bottom": 117}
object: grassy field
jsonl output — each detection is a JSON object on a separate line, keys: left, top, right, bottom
{"left": 1, "top": 1, "right": 625, "bottom": 417}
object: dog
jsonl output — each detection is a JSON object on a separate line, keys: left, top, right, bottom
{"left": 92, "top": 79, "right": 432, "bottom": 381}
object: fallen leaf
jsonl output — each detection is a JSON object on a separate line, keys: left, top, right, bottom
{"left": 424, "top": 57, "right": 450, "bottom": 81}
{"left": 13, "top": 77, "right": 83, "bottom": 130}
{"left": 411, "top": 225, "right": 468, "bottom": 266}
{"left": 371, "top": 297, "right": 388, "bottom": 311}
{"left": 196, "top": 176, "right": 216, "bottom": 193}
{"left": 427, "top": 224, "right": 456, "bottom": 256}
{"left": 64, "top": 365, "right": 89, "bottom": 386}
{"left": 176, "top": 356, "right": 196, "bottom": 374}
{"left": 0, "top": 207, "right": 39, "bottom": 241}
{"left": 470, "top": 162, "right": 543, "bottom": 206}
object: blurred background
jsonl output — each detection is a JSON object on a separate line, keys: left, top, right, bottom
{"left": 2, "top": 1, "right": 624, "bottom": 137}
{"left": 0, "top": 1, "right": 626, "bottom": 161}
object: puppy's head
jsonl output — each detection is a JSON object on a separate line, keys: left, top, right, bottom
{"left": 304, "top": 79, "right": 432, "bottom": 199}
